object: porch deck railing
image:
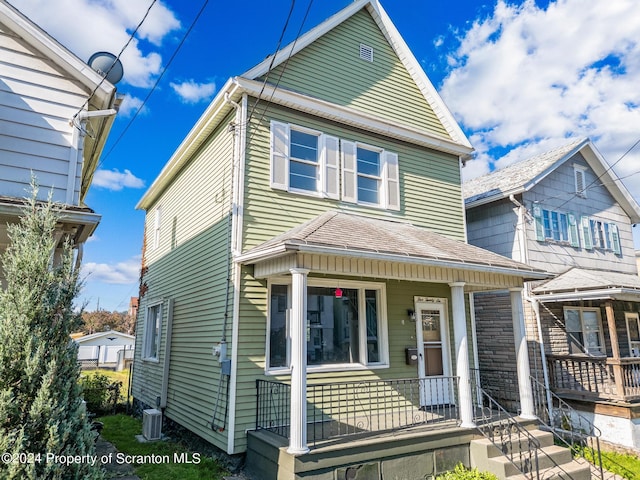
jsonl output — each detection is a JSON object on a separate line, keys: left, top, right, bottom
{"left": 547, "top": 354, "right": 640, "bottom": 401}
{"left": 256, "top": 376, "right": 459, "bottom": 447}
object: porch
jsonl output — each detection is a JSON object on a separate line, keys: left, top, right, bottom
{"left": 547, "top": 354, "right": 640, "bottom": 402}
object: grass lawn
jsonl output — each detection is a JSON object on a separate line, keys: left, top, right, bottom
{"left": 97, "top": 414, "right": 230, "bottom": 480}
{"left": 599, "top": 449, "right": 640, "bottom": 480}
{"left": 81, "top": 368, "right": 132, "bottom": 405}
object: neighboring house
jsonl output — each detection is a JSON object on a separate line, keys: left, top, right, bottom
{"left": 0, "top": 1, "right": 119, "bottom": 269}
{"left": 465, "top": 138, "right": 640, "bottom": 450}
{"left": 133, "top": 1, "right": 560, "bottom": 478}
{"left": 75, "top": 329, "right": 135, "bottom": 371}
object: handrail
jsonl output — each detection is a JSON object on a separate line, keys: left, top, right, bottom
{"left": 531, "top": 375, "right": 607, "bottom": 480}
{"left": 474, "top": 386, "right": 541, "bottom": 480}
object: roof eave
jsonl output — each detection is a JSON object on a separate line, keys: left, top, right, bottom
{"left": 534, "top": 287, "right": 640, "bottom": 303}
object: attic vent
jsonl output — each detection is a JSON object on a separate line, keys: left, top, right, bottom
{"left": 359, "top": 44, "right": 374, "bottom": 62}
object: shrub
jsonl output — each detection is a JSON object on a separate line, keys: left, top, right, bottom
{"left": 436, "top": 464, "right": 498, "bottom": 480}
{"left": 80, "top": 372, "right": 123, "bottom": 414}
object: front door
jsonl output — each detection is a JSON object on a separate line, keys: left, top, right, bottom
{"left": 415, "top": 300, "right": 451, "bottom": 406}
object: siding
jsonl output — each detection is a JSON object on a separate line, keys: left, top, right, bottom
{"left": 241, "top": 101, "right": 465, "bottom": 253}
{"left": 265, "top": 9, "right": 450, "bottom": 138}
{"left": 525, "top": 155, "right": 636, "bottom": 274}
{"left": 466, "top": 199, "right": 519, "bottom": 259}
{"left": 0, "top": 23, "right": 87, "bottom": 205}
{"left": 133, "top": 115, "right": 235, "bottom": 452}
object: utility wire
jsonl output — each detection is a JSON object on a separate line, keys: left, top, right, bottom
{"left": 73, "top": 0, "right": 158, "bottom": 121}
{"left": 98, "top": 0, "right": 210, "bottom": 167}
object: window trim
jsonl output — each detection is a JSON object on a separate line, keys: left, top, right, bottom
{"left": 355, "top": 142, "right": 383, "bottom": 207}
{"left": 143, "top": 301, "right": 163, "bottom": 362}
{"left": 564, "top": 306, "right": 605, "bottom": 356}
{"left": 265, "top": 277, "right": 389, "bottom": 375}
{"left": 625, "top": 312, "right": 640, "bottom": 357}
{"left": 533, "top": 204, "right": 579, "bottom": 247}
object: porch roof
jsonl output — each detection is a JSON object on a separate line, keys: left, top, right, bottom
{"left": 533, "top": 267, "right": 640, "bottom": 302}
{"left": 236, "top": 211, "right": 549, "bottom": 281}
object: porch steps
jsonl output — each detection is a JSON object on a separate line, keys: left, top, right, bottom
{"left": 470, "top": 429, "right": 592, "bottom": 480}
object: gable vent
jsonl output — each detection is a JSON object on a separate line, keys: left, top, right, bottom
{"left": 359, "top": 44, "right": 374, "bottom": 62}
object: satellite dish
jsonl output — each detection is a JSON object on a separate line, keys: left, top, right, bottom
{"left": 88, "top": 51, "right": 124, "bottom": 85}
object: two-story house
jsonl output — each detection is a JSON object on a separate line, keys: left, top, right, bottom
{"left": 465, "top": 138, "right": 640, "bottom": 451}
{"left": 0, "top": 1, "right": 119, "bottom": 268}
{"left": 132, "top": 2, "right": 568, "bottom": 478}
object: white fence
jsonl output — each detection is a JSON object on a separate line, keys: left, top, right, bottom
{"left": 78, "top": 345, "right": 134, "bottom": 370}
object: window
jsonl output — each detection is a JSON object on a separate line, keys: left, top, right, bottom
{"left": 626, "top": 313, "right": 640, "bottom": 357}
{"left": 270, "top": 121, "right": 339, "bottom": 199}
{"left": 564, "top": 307, "right": 604, "bottom": 355}
{"left": 574, "top": 164, "right": 587, "bottom": 198}
{"left": 357, "top": 146, "right": 381, "bottom": 204}
{"left": 267, "top": 279, "right": 388, "bottom": 372}
{"left": 143, "top": 303, "right": 162, "bottom": 360}
{"left": 581, "top": 216, "right": 621, "bottom": 254}
{"left": 532, "top": 204, "right": 579, "bottom": 246}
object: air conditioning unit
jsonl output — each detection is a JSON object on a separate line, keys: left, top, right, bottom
{"left": 142, "top": 408, "right": 162, "bottom": 441}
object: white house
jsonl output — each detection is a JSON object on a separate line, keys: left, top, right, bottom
{"left": 75, "top": 330, "right": 135, "bottom": 370}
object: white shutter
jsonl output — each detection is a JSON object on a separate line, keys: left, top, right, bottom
{"left": 323, "top": 135, "right": 340, "bottom": 199}
{"left": 384, "top": 151, "right": 400, "bottom": 211}
{"left": 341, "top": 140, "right": 357, "bottom": 203}
{"left": 270, "top": 121, "right": 289, "bottom": 190}
{"left": 610, "top": 223, "right": 622, "bottom": 255}
{"left": 532, "top": 204, "right": 545, "bottom": 241}
{"left": 581, "top": 216, "right": 593, "bottom": 250}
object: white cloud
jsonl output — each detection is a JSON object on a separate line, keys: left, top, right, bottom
{"left": 9, "top": 0, "right": 180, "bottom": 87}
{"left": 441, "top": 0, "right": 640, "bottom": 196}
{"left": 82, "top": 256, "right": 141, "bottom": 285}
{"left": 117, "top": 94, "right": 146, "bottom": 117}
{"left": 93, "top": 169, "right": 145, "bottom": 191}
{"left": 170, "top": 80, "right": 217, "bottom": 104}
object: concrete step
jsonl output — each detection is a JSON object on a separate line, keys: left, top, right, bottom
{"left": 470, "top": 430, "right": 555, "bottom": 458}
{"left": 489, "top": 445, "right": 574, "bottom": 477}
{"left": 507, "top": 459, "right": 592, "bottom": 480}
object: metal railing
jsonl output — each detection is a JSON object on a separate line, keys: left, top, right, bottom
{"left": 531, "top": 375, "right": 605, "bottom": 480}
{"left": 256, "top": 376, "right": 459, "bottom": 447}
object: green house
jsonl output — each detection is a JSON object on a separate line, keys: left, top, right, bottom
{"left": 133, "top": 1, "right": 551, "bottom": 478}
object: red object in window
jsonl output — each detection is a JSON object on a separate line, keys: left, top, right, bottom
{"left": 335, "top": 288, "right": 343, "bottom": 298}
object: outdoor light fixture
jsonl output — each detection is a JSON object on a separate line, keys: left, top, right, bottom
{"left": 407, "top": 309, "right": 416, "bottom": 321}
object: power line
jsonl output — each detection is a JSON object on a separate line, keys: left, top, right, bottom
{"left": 98, "top": 0, "right": 211, "bottom": 166}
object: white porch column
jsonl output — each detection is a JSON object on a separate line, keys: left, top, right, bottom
{"left": 450, "top": 282, "right": 475, "bottom": 428}
{"left": 288, "top": 268, "right": 310, "bottom": 454}
{"left": 510, "top": 287, "right": 536, "bottom": 419}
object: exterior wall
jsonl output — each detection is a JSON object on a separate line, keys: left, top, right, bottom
{"left": 266, "top": 9, "right": 449, "bottom": 138}
{"left": 466, "top": 199, "right": 519, "bottom": 260}
{"left": 133, "top": 114, "right": 235, "bottom": 452}
{"left": 0, "top": 22, "right": 87, "bottom": 205}
{"left": 242, "top": 101, "right": 465, "bottom": 252}
{"left": 524, "top": 153, "right": 636, "bottom": 274}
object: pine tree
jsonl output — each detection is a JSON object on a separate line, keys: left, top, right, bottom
{"left": 0, "top": 189, "right": 103, "bottom": 479}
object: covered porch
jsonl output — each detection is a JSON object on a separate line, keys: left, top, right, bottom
{"left": 533, "top": 267, "right": 640, "bottom": 404}
{"left": 237, "top": 211, "right": 549, "bottom": 459}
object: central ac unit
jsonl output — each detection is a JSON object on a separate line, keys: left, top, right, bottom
{"left": 142, "top": 408, "right": 162, "bottom": 441}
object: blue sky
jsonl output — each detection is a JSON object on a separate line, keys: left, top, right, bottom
{"left": 8, "top": 0, "right": 640, "bottom": 311}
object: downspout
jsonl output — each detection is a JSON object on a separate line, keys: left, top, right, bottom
{"left": 509, "top": 194, "right": 551, "bottom": 415}
{"left": 160, "top": 298, "right": 174, "bottom": 408}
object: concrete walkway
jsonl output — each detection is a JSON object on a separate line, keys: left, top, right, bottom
{"left": 95, "top": 436, "right": 141, "bottom": 480}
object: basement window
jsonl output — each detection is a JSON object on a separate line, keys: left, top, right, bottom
{"left": 359, "top": 44, "right": 374, "bottom": 62}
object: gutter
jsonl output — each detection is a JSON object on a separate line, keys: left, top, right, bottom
{"left": 534, "top": 288, "right": 640, "bottom": 303}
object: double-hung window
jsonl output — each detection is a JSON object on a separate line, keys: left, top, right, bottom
{"left": 143, "top": 302, "right": 162, "bottom": 361}
{"left": 580, "top": 216, "right": 621, "bottom": 254}
{"left": 533, "top": 205, "right": 579, "bottom": 246}
{"left": 270, "top": 121, "right": 339, "bottom": 199}
{"left": 267, "top": 279, "right": 388, "bottom": 373}
{"left": 564, "top": 307, "right": 604, "bottom": 355}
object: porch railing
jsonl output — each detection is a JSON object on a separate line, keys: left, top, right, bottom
{"left": 256, "top": 377, "right": 459, "bottom": 447}
{"left": 547, "top": 354, "right": 640, "bottom": 401}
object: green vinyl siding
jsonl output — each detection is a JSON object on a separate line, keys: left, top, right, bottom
{"left": 265, "top": 9, "right": 449, "bottom": 138}
{"left": 133, "top": 115, "right": 235, "bottom": 452}
{"left": 242, "top": 101, "right": 465, "bottom": 252}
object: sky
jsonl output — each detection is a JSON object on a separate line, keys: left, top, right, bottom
{"left": 7, "top": 0, "right": 640, "bottom": 311}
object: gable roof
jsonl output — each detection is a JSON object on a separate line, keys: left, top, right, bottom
{"left": 137, "top": 0, "right": 472, "bottom": 211}
{"left": 0, "top": 1, "right": 118, "bottom": 203}
{"left": 463, "top": 138, "right": 640, "bottom": 223}
{"left": 73, "top": 329, "right": 135, "bottom": 344}
{"left": 236, "top": 210, "right": 549, "bottom": 281}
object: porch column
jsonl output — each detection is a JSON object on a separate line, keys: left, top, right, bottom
{"left": 510, "top": 287, "right": 536, "bottom": 419}
{"left": 605, "top": 301, "right": 625, "bottom": 399}
{"left": 450, "top": 282, "right": 475, "bottom": 428}
{"left": 288, "top": 268, "right": 310, "bottom": 455}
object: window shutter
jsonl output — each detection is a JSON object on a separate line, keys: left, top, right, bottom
{"left": 532, "top": 204, "right": 545, "bottom": 241}
{"left": 322, "top": 135, "right": 340, "bottom": 199}
{"left": 384, "top": 151, "right": 400, "bottom": 211}
{"left": 610, "top": 223, "right": 622, "bottom": 255}
{"left": 581, "top": 216, "right": 593, "bottom": 250}
{"left": 567, "top": 213, "right": 580, "bottom": 247}
{"left": 270, "top": 121, "right": 289, "bottom": 190}
{"left": 341, "top": 140, "right": 357, "bottom": 203}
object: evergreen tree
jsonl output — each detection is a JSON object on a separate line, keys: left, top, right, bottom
{"left": 0, "top": 190, "right": 103, "bottom": 479}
